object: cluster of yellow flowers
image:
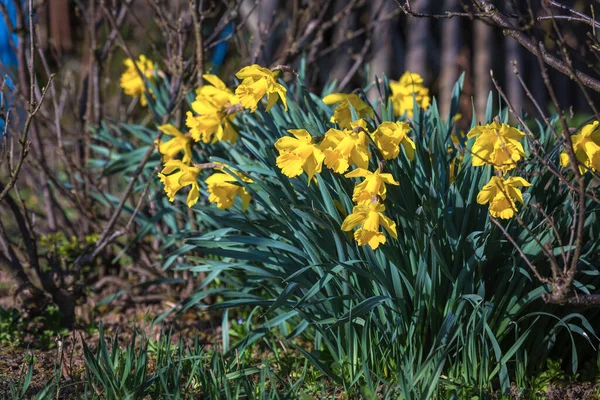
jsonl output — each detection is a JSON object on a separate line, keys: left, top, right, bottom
{"left": 319, "top": 72, "right": 431, "bottom": 126}
{"left": 274, "top": 93, "right": 417, "bottom": 249}
{"left": 464, "top": 117, "right": 600, "bottom": 219}
{"left": 122, "top": 59, "right": 438, "bottom": 248}
{"left": 339, "top": 121, "right": 415, "bottom": 249}
{"left": 319, "top": 86, "right": 424, "bottom": 250}
{"left": 467, "top": 121, "right": 531, "bottom": 219}
{"left": 121, "top": 60, "right": 288, "bottom": 210}
{"left": 122, "top": 56, "right": 600, "bottom": 249}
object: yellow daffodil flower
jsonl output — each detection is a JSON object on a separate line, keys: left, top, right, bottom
{"left": 467, "top": 121, "right": 526, "bottom": 172}
{"left": 186, "top": 74, "right": 240, "bottom": 144}
{"left": 120, "top": 55, "right": 155, "bottom": 106}
{"left": 274, "top": 129, "right": 325, "bottom": 184}
{"left": 205, "top": 166, "right": 253, "bottom": 211}
{"left": 476, "top": 175, "right": 531, "bottom": 219}
{"left": 196, "top": 74, "right": 238, "bottom": 103}
{"left": 322, "top": 93, "right": 374, "bottom": 129}
{"left": 158, "top": 160, "right": 201, "bottom": 207}
{"left": 320, "top": 121, "right": 370, "bottom": 174}
{"left": 560, "top": 121, "right": 600, "bottom": 174}
{"left": 155, "top": 124, "right": 193, "bottom": 164}
{"left": 235, "top": 65, "right": 288, "bottom": 112}
{"left": 371, "top": 121, "right": 415, "bottom": 161}
{"left": 345, "top": 168, "right": 399, "bottom": 202}
{"left": 389, "top": 72, "right": 430, "bottom": 118}
{"left": 341, "top": 200, "right": 398, "bottom": 250}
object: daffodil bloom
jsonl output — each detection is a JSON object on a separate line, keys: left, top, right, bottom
{"left": 341, "top": 200, "right": 398, "bottom": 250}
{"left": 560, "top": 121, "right": 600, "bottom": 174}
{"left": 120, "top": 55, "right": 155, "bottom": 106}
{"left": 186, "top": 74, "right": 240, "bottom": 144}
{"left": 322, "top": 93, "right": 374, "bottom": 129}
{"left": 234, "top": 65, "right": 288, "bottom": 112}
{"left": 371, "top": 121, "right": 415, "bottom": 161}
{"left": 320, "top": 122, "right": 370, "bottom": 174}
{"left": 389, "top": 72, "right": 430, "bottom": 118}
{"left": 196, "top": 74, "right": 238, "bottom": 104}
{"left": 274, "top": 129, "right": 325, "bottom": 184}
{"left": 476, "top": 176, "right": 531, "bottom": 219}
{"left": 155, "top": 124, "right": 193, "bottom": 163}
{"left": 467, "top": 122, "right": 526, "bottom": 172}
{"left": 345, "top": 168, "right": 399, "bottom": 202}
{"left": 158, "top": 160, "right": 201, "bottom": 207}
{"left": 205, "top": 167, "right": 253, "bottom": 211}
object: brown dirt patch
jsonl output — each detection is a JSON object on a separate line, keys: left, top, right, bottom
{"left": 544, "top": 382, "right": 600, "bottom": 400}
{"left": 0, "top": 273, "right": 221, "bottom": 397}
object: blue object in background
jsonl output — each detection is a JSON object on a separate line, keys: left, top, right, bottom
{"left": 0, "top": 0, "right": 19, "bottom": 138}
{"left": 0, "top": 0, "right": 19, "bottom": 67}
{"left": 210, "top": 23, "right": 233, "bottom": 73}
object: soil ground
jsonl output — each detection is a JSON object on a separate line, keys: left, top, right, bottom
{"left": 1, "top": 271, "right": 600, "bottom": 399}
{"left": 0, "top": 270, "right": 220, "bottom": 397}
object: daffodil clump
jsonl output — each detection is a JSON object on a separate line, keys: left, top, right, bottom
{"left": 147, "top": 59, "right": 552, "bottom": 245}
{"left": 120, "top": 54, "right": 156, "bottom": 106}
{"left": 337, "top": 120, "right": 413, "bottom": 249}
{"left": 126, "top": 58, "right": 600, "bottom": 388}
{"left": 273, "top": 107, "right": 415, "bottom": 249}
{"left": 467, "top": 121, "right": 530, "bottom": 219}
{"left": 145, "top": 62, "right": 431, "bottom": 224}
{"left": 268, "top": 77, "right": 428, "bottom": 250}
{"left": 146, "top": 64, "right": 289, "bottom": 210}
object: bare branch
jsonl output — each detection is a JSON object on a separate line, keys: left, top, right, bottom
{"left": 473, "top": 0, "right": 600, "bottom": 93}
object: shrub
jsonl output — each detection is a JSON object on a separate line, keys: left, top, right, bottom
{"left": 94, "top": 56, "right": 600, "bottom": 397}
